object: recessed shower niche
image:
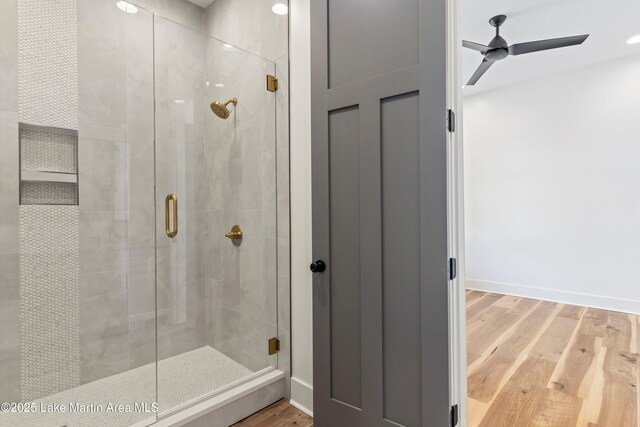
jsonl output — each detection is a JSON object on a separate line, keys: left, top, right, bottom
{"left": 19, "top": 123, "right": 79, "bottom": 205}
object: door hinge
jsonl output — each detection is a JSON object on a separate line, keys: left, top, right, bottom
{"left": 447, "top": 109, "right": 456, "bottom": 133}
{"left": 450, "top": 404, "right": 459, "bottom": 426}
{"left": 448, "top": 258, "right": 457, "bottom": 280}
{"left": 267, "top": 74, "right": 279, "bottom": 92}
{"left": 268, "top": 337, "right": 280, "bottom": 355}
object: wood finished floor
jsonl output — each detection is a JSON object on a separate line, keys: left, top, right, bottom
{"left": 467, "top": 290, "right": 638, "bottom": 427}
{"left": 233, "top": 399, "right": 313, "bottom": 426}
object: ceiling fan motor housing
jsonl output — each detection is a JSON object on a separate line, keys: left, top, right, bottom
{"left": 485, "top": 46, "right": 508, "bottom": 61}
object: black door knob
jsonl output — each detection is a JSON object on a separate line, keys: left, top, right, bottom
{"left": 310, "top": 260, "right": 326, "bottom": 273}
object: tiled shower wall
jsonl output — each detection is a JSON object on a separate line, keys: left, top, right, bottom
{"left": 18, "top": 0, "right": 78, "bottom": 130}
{"left": 203, "top": 0, "right": 288, "bottom": 62}
{"left": 203, "top": 0, "right": 291, "bottom": 392}
{"left": 20, "top": 206, "right": 80, "bottom": 400}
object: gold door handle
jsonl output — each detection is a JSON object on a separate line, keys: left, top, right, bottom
{"left": 225, "top": 225, "right": 243, "bottom": 245}
{"left": 165, "top": 194, "right": 178, "bottom": 238}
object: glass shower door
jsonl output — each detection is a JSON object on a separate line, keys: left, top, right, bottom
{"left": 153, "top": 16, "right": 278, "bottom": 417}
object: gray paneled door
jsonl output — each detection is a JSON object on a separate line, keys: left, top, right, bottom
{"left": 310, "top": 0, "right": 450, "bottom": 426}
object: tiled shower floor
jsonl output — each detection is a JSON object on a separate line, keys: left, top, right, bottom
{"left": 0, "top": 346, "right": 253, "bottom": 427}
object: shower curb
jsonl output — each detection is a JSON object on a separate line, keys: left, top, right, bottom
{"left": 144, "top": 370, "right": 286, "bottom": 427}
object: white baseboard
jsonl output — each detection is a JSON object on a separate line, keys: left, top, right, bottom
{"left": 466, "top": 279, "right": 640, "bottom": 315}
{"left": 290, "top": 377, "right": 313, "bottom": 417}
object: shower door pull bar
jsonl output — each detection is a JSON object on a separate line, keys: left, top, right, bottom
{"left": 165, "top": 194, "right": 178, "bottom": 238}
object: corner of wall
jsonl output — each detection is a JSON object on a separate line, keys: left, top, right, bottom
{"left": 289, "top": 0, "right": 314, "bottom": 412}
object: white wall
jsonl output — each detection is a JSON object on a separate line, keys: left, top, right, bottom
{"left": 290, "top": 0, "right": 314, "bottom": 415}
{"left": 464, "top": 54, "right": 640, "bottom": 314}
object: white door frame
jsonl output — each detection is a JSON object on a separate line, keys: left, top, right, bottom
{"left": 447, "top": 0, "right": 468, "bottom": 424}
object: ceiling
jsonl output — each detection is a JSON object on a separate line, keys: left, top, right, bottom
{"left": 461, "top": 0, "right": 640, "bottom": 95}
{"left": 186, "top": 0, "right": 214, "bottom": 8}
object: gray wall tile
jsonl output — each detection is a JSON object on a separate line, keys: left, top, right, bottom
{"left": 0, "top": 6, "right": 17, "bottom": 112}
{"left": 203, "top": 0, "right": 288, "bottom": 62}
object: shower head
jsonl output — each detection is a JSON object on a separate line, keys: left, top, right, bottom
{"left": 210, "top": 97, "right": 238, "bottom": 119}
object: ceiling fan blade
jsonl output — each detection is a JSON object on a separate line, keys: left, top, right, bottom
{"left": 508, "top": 34, "right": 589, "bottom": 56}
{"left": 463, "top": 40, "right": 490, "bottom": 53}
{"left": 466, "top": 59, "right": 493, "bottom": 86}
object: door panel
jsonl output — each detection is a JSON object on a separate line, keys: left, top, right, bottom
{"left": 381, "top": 91, "right": 422, "bottom": 427}
{"left": 311, "top": 0, "right": 449, "bottom": 425}
{"left": 327, "top": 0, "right": 419, "bottom": 88}
{"left": 328, "top": 105, "right": 362, "bottom": 408}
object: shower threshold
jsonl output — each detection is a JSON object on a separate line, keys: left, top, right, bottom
{"left": 0, "top": 346, "right": 283, "bottom": 427}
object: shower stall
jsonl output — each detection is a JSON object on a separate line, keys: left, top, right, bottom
{"left": 0, "top": 0, "right": 290, "bottom": 425}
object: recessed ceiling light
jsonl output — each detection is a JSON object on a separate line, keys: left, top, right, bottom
{"left": 116, "top": 1, "right": 138, "bottom": 13}
{"left": 627, "top": 34, "right": 640, "bottom": 45}
{"left": 173, "top": 99, "right": 186, "bottom": 104}
{"left": 272, "top": 3, "right": 288, "bottom": 15}
{"left": 214, "top": 83, "right": 225, "bottom": 88}
{"left": 222, "top": 43, "right": 234, "bottom": 51}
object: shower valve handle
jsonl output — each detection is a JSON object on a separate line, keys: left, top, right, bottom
{"left": 310, "top": 260, "right": 326, "bottom": 273}
{"left": 225, "top": 225, "right": 243, "bottom": 241}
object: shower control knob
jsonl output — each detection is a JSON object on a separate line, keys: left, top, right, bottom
{"left": 310, "top": 260, "right": 326, "bottom": 273}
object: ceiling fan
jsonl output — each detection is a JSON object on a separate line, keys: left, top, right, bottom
{"left": 463, "top": 15, "right": 589, "bottom": 85}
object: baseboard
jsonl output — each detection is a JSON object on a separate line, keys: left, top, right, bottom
{"left": 290, "top": 377, "right": 313, "bottom": 417}
{"left": 466, "top": 279, "right": 640, "bottom": 315}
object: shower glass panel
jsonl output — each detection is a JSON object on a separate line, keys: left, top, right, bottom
{"left": 153, "top": 17, "right": 278, "bottom": 417}
{"left": 0, "top": 1, "right": 157, "bottom": 426}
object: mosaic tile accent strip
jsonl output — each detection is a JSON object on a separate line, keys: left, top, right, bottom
{"left": 19, "top": 205, "right": 80, "bottom": 401}
{"left": 20, "top": 181, "right": 77, "bottom": 205}
{"left": 17, "top": 0, "right": 81, "bottom": 402}
{"left": 20, "top": 124, "right": 78, "bottom": 173}
{"left": 17, "top": 0, "right": 78, "bottom": 129}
